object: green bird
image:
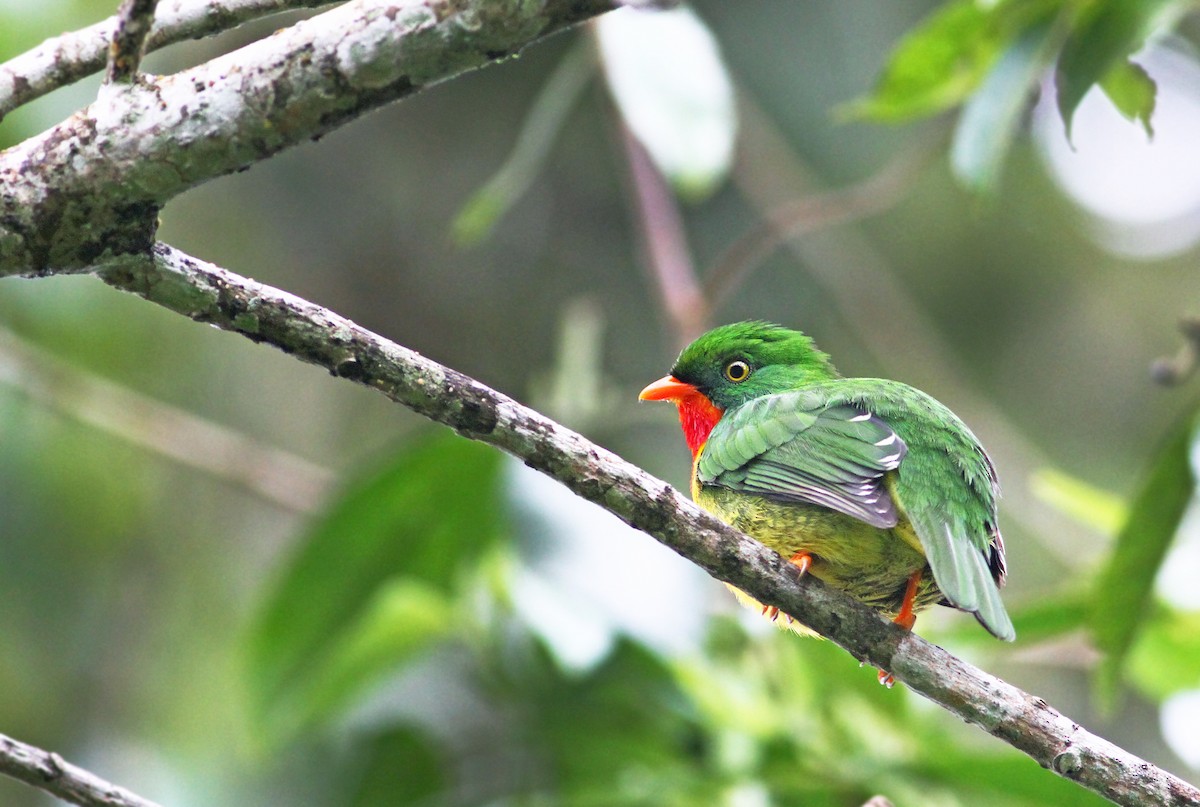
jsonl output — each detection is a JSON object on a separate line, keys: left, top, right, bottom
{"left": 640, "top": 322, "right": 1013, "bottom": 682}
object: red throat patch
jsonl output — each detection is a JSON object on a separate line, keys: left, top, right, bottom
{"left": 676, "top": 392, "right": 724, "bottom": 457}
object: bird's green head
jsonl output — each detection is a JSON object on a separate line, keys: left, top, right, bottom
{"left": 642, "top": 321, "right": 839, "bottom": 411}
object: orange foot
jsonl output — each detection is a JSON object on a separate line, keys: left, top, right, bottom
{"left": 878, "top": 569, "right": 922, "bottom": 688}
{"left": 763, "top": 552, "right": 813, "bottom": 622}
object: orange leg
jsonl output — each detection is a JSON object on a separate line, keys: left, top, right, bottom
{"left": 878, "top": 569, "right": 923, "bottom": 687}
{"left": 790, "top": 552, "right": 813, "bottom": 576}
{"left": 762, "top": 552, "right": 813, "bottom": 622}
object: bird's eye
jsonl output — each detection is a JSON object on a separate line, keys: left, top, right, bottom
{"left": 724, "top": 360, "right": 751, "bottom": 383}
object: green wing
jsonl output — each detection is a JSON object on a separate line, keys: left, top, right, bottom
{"left": 698, "top": 383, "right": 1014, "bottom": 642}
{"left": 698, "top": 390, "right": 907, "bottom": 529}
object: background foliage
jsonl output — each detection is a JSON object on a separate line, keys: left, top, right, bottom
{"left": 2, "top": 0, "right": 1200, "bottom": 804}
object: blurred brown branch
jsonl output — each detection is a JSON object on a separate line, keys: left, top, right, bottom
{"left": 618, "top": 96, "right": 933, "bottom": 353}
{"left": 0, "top": 733, "right": 161, "bottom": 807}
{"left": 703, "top": 138, "right": 934, "bottom": 311}
{"left": 0, "top": 324, "right": 332, "bottom": 512}
{"left": 87, "top": 241, "right": 1200, "bottom": 807}
{"left": 619, "top": 123, "right": 707, "bottom": 348}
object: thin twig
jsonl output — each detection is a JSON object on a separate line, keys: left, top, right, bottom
{"left": 0, "top": 732, "right": 162, "bottom": 807}
{"left": 0, "top": 324, "right": 333, "bottom": 511}
{"left": 106, "top": 0, "right": 161, "bottom": 83}
{"left": 618, "top": 122, "right": 707, "bottom": 348}
{"left": 703, "top": 138, "right": 936, "bottom": 311}
{"left": 0, "top": 0, "right": 338, "bottom": 122}
{"left": 92, "top": 242, "right": 1200, "bottom": 807}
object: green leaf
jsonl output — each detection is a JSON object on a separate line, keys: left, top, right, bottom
{"left": 910, "top": 748, "right": 1110, "bottom": 806}
{"left": 1008, "top": 589, "right": 1090, "bottom": 643}
{"left": 1100, "top": 59, "right": 1157, "bottom": 137}
{"left": 951, "top": 18, "right": 1057, "bottom": 192}
{"left": 1031, "top": 467, "right": 1126, "bottom": 535}
{"left": 488, "top": 637, "right": 717, "bottom": 804}
{"left": 1091, "top": 413, "right": 1196, "bottom": 707}
{"left": 1055, "top": 0, "right": 1175, "bottom": 138}
{"left": 841, "top": 1, "right": 1001, "bottom": 123}
{"left": 1125, "top": 607, "right": 1200, "bottom": 701}
{"left": 931, "top": 588, "right": 1089, "bottom": 646}
{"left": 275, "top": 580, "right": 452, "bottom": 738}
{"left": 350, "top": 725, "right": 447, "bottom": 807}
{"left": 245, "top": 433, "right": 504, "bottom": 741}
{"left": 596, "top": 6, "right": 737, "bottom": 200}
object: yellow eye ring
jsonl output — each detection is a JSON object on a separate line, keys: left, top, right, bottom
{"left": 724, "top": 360, "right": 751, "bottom": 383}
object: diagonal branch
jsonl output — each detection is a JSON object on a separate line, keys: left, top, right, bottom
{"left": 702, "top": 137, "right": 934, "bottom": 312}
{"left": 0, "top": 0, "right": 338, "bottom": 122}
{"left": 0, "top": 324, "right": 333, "bottom": 511}
{"left": 0, "top": 732, "right": 162, "bottom": 807}
{"left": 88, "top": 242, "right": 1200, "bottom": 807}
{"left": 619, "top": 123, "right": 706, "bottom": 348}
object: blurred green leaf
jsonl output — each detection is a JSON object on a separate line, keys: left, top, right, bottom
{"left": 1054, "top": 0, "right": 1175, "bottom": 139}
{"left": 911, "top": 748, "right": 1109, "bottom": 806}
{"left": 596, "top": 6, "right": 737, "bottom": 200}
{"left": 489, "top": 637, "right": 718, "bottom": 805}
{"left": 1091, "top": 413, "right": 1196, "bottom": 707}
{"left": 934, "top": 588, "right": 1089, "bottom": 650}
{"left": 1099, "top": 59, "right": 1157, "bottom": 137}
{"left": 841, "top": 1, "right": 1000, "bottom": 123}
{"left": 281, "top": 580, "right": 452, "bottom": 737}
{"left": 951, "top": 17, "right": 1057, "bottom": 192}
{"left": 1031, "top": 467, "right": 1126, "bottom": 536}
{"left": 245, "top": 433, "right": 504, "bottom": 741}
{"left": 350, "top": 725, "right": 446, "bottom": 807}
{"left": 1008, "top": 588, "right": 1089, "bottom": 643}
{"left": 1125, "top": 608, "right": 1200, "bottom": 701}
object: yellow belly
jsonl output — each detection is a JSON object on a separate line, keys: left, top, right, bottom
{"left": 695, "top": 483, "right": 942, "bottom": 634}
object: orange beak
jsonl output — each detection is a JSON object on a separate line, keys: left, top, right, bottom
{"left": 638, "top": 375, "right": 697, "bottom": 402}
